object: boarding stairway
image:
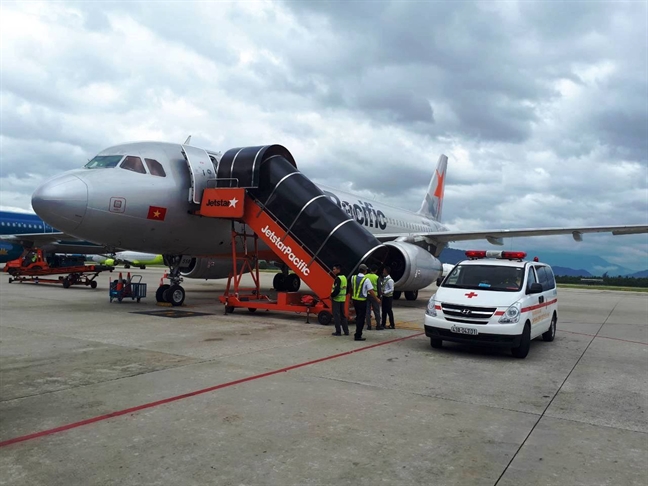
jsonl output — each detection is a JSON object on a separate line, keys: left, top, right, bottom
{"left": 184, "top": 144, "right": 387, "bottom": 320}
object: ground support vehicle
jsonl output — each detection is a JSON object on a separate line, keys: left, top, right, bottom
{"left": 5, "top": 248, "right": 113, "bottom": 288}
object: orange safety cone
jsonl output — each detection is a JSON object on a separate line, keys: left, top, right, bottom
{"left": 116, "top": 272, "right": 123, "bottom": 291}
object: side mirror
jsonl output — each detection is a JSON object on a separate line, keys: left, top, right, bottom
{"left": 527, "top": 283, "right": 543, "bottom": 294}
{"left": 436, "top": 277, "right": 443, "bottom": 287}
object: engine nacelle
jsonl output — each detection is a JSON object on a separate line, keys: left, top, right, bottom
{"left": 382, "top": 241, "right": 442, "bottom": 291}
{"left": 179, "top": 257, "right": 238, "bottom": 280}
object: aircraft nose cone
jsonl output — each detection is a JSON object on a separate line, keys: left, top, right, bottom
{"left": 32, "top": 174, "right": 88, "bottom": 232}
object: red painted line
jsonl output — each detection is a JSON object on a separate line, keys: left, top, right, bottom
{"left": 561, "top": 330, "right": 647, "bottom": 346}
{"left": 0, "top": 332, "right": 425, "bottom": 449}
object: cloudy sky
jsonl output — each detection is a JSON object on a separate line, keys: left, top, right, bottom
{"left": 1, "top": 0, "right": 647, "bottom": 271}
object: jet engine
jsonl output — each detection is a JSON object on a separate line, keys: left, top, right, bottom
{"left": 382, "top": 241, "right": 442, "bottom": 291}
{"left": 179, "top": 257, "right": 236, "bottom": 280}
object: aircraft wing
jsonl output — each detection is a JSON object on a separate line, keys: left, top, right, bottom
{"left": 377, "top": 224, "right": 648, "bottom": 245}
{"left": 0, "top": 233, "right": 113, "bottom": 254}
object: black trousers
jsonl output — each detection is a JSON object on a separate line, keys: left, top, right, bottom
{"left": 353, "top": 299, "right": 367, "bottom": 338}
{"left": 381, "top": 296, "right": 394, "bottom": 328}
{"left": 332, "top": 300, "right": 349, "bottom": 335}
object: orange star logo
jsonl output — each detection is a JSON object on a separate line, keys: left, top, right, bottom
{"left": 433, "top": 169, "right": 445, "bottom": 199}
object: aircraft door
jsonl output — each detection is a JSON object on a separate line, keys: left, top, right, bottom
{"left": 181, "top": 145, "right": 217, "bottom": 204}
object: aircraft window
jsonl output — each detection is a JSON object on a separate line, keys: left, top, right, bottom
{"left": 144, "top": 158, "right": 166, "bottom": 177}
{"left": 85, "top": 155, "right": 124, "bottom": 169}
{"left": 120, "top": 156, "right": 147, "bottom": 174}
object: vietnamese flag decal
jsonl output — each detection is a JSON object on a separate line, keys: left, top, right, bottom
{"left": 147, "top": 206, "right": 167, "bottom": 221}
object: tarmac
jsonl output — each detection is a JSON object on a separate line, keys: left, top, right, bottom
{"left": 0, "top": 268, "right": 646, "bottom": 486}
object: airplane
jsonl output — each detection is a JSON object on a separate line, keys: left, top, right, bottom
{"left": 0, "top": 210, "right": 109, "bottom": 263}
{"left": 90, "top": 251, "right": 163, "bottom": 269}
{"left": 30, "top": 141, "right": 648, "bottom": 306}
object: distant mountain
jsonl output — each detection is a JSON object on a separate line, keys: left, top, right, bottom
{"left": 551, "top": 266, "right": 592, "bottom": 277}
{"left": 437, "top": 247, "right": 634, "bottom": 277}
{"left": 627, "top": 269, "right": 648, "bottom": 278}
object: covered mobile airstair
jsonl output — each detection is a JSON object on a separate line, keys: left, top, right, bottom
{"left": 185, "top": 144, "right": 387, "bottom": 323}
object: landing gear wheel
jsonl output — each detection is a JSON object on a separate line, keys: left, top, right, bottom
{"left": 90, "top": 280, "right": 98, "bottom": 289}
{"left": 543, "top": 313, "right": 557, "bottom": 342}
{"left": 511, "top": 322, "right": 531, "bottom": 359}
{"left": 248, "top": 308, "right": 257, "bottom": 313}
{"left": 156, "top": 284, "right": 170, "bottom": 303}
{"left": 285, "top": 274, "right": 301, "bottom": 292}
{"left": 62, "top": 278, "right": 71, "bottom": 289}
{"left": 317, "top": 311, "right": 333, "bottom": 326}
{"left": 165, "top": 285, "right": 185, "bottom": 307}
{"left": 430, "top": 338, "right": 443, "bottom": 349}
{"left": 404, "top": 290, "right": 418, "bottom": 301}
{"left": 393, "top": 291, "right": 402, "bottom": 300}
{"left": 273, "top": 273, "right": 286, "bottom": 291}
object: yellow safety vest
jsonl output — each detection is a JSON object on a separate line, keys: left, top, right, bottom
{"left": 352, "top": 275, "right": 369, "bottom": 301}
{"left": 366, "top": 273, "right": 379, "bottom": 296}
{"left": 332, "top": 275, "right": 347, "bottom": 302}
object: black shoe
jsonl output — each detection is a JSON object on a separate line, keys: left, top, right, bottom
{"left": 344, "top": 332, "right": 349, "bottom": 336}
{"left": 367, "top": 327, "right": 372, "bottom": 330}
{"left": 376, "top": 327, "right": 385, "bottom": 330}
{"left": 354, "top": 337, "right": 366, "bottom": 341}
{"left": 332, "top": 332, "right": 341, "bottom": 336}
{"left": 389, "top": 326, "right": 395, "bottom": 329}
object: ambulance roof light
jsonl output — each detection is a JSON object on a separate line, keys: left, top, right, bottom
{"left": 465, "top": 250, "right": 527, "bottom": 260}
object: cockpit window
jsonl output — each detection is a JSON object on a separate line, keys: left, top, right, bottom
{"left": 85, "top": 155, "right": 124, "bottom": 169}
{"left": 145, "top": 158, "right": 166, "bottom": 177}
{"left": 120, "top": 156, "right": 147, "bottom": 174}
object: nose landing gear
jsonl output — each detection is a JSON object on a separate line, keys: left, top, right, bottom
{"left": 156, "top": 255, "right": 187, "bottom": 306}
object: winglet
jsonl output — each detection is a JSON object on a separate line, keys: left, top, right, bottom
{"left": 417, "top": 154, "right": 448, "bottom": 221}
{"left": 184, "top": 135, "right": 192, "bottom": 145}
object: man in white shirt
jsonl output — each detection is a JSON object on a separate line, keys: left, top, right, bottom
{"left": 381, "top": 266, "right": 395, "bottom": 329}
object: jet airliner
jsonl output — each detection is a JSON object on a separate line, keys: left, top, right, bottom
{"left": 30, "top": 141, "right": 648, "bottom": 305}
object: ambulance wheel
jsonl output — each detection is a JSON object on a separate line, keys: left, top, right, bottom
{"left": 90, "top": 281, "right": 98, "bottom": 289}
{"left": 404, "top": 290, "right": 418, "bottom": 301}
{"left": 156, "top": 284, "right": 170, "bottom": 303}
{"left": 62, "top": 278, "right": 71, "bottom": 289}
{"left": 317, "top": 311, "right": 332, "bottom": 326}
{"left": 225, "top": 306, "right": 235, "bottom": 314}
{"left": 393, "top": 291, "right": 402, "bottom": 300}
{"left": 543, "top": 313, "right": 557, "bottom": 342}
{"left": 248, "top": 308, "right": 257, "bottom": 313}
{"left": 8, "top": 277, "right": 12, "bottom": 284}
{"left": 285, "top": 274, "right": 301, "bottom": 292}
{"left": 511, "top": 322, "right": 531, "bottom": 359}
{"left": 273, "top": 273, "right": 285, "bottom": 291}
{"left": 430, "top": 338, "right": 443, "bottom": 349}
{"left": 165, "top": 285, "right": 185, "bottom": 306}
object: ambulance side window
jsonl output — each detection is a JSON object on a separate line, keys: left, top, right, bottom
{"left": 526, "top": 267, "right": 538, "bottom": 290}
{"left": 535, "top": 265, "right": 555, "bottom": 291}
{"left": 544, "top": 266, "right": 556, "bottom": 290}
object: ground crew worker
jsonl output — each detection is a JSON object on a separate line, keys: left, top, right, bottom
{"left": 365, "top": 265, "right": 382, "bottom": 330}
{"left": 381, "top": 265, "right": 395, "bottom": 329}
{"left": 330, "top": 264, "right": 349, "bottom": 336}
{"left": 350, "top": 263, "right": 380, "bottom": 341}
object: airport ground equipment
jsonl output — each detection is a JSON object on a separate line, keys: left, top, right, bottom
{"left": 4, "top": 248, "right": 113, "bottom": 288}
{"left": 109, "top": 272, "right": 147, "bottom": 303}
{"left": 185, "top": 144, "right": 388, "bottom": 322}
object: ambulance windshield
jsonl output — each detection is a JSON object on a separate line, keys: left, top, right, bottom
{"left": 443, "top": 264, "right": 524, "bottom": 292}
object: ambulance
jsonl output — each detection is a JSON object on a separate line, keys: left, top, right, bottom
{"left": 424, "top": 250, "right": 558, "bottom": 359}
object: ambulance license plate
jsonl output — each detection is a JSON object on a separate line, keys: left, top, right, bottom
{"left": 450, "top": 325, "right": 478, "bottom": 336}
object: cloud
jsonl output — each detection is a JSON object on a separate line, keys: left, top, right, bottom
{"left": 0, "top": 1, "right": 646, "bottom": 269}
